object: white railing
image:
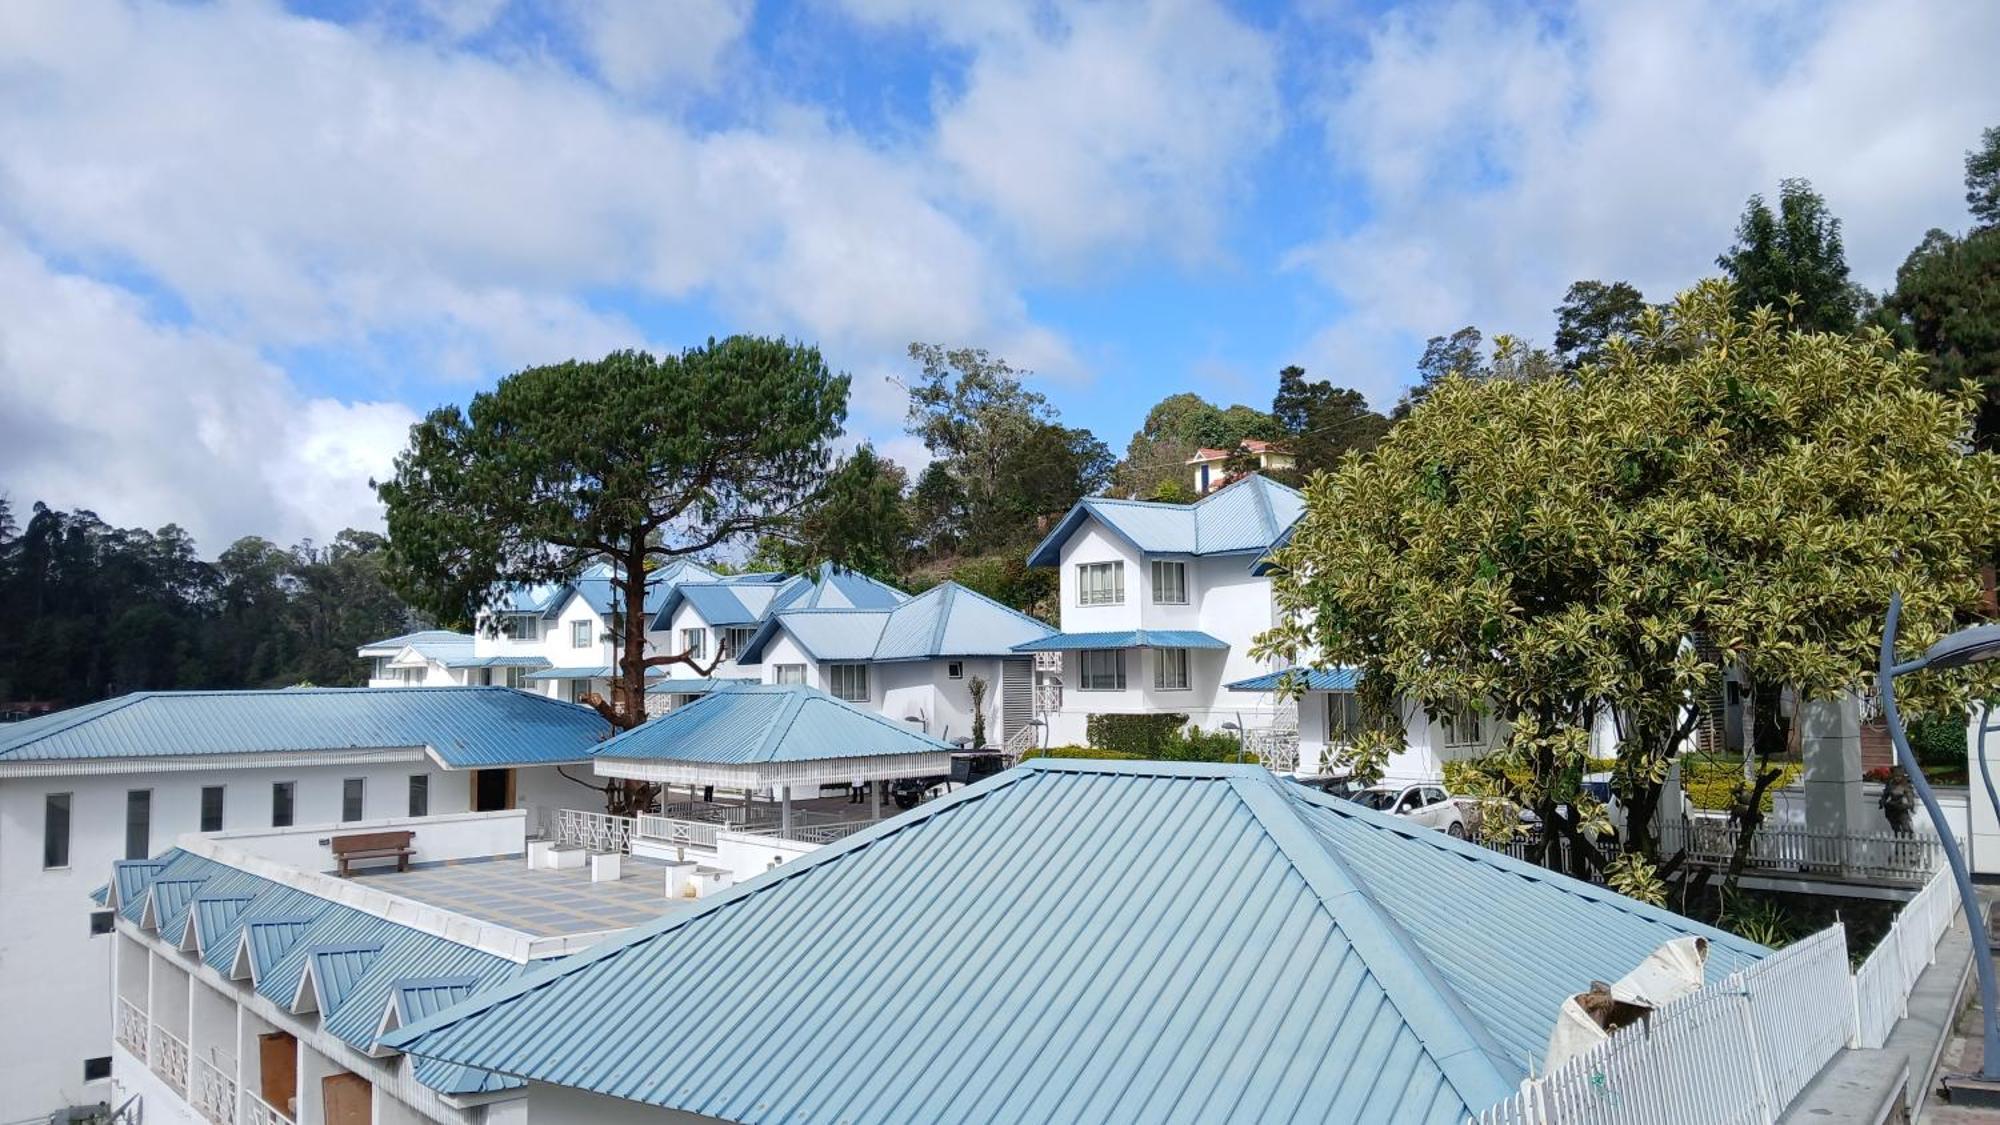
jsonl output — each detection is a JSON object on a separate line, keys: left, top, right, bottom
{"left": 550, "top": 809, "right": 634, "bottom": 853}
{"left": 635, "top": 815, "right": 720, "bottom": 850}
{"left": 1002, "top": 722, "right": 1039, "bottom": 760}
{"left": 115, "top": 997, "right": 149, "bottom": 1061}
{"left": 1658, "top": 817, "right": 1946, "bottom": 883}
{"left": 150, "top": 1025, "right": 189, "bottom": 1096}
{"left": 1476, "top": 865, "right": 1961, "bottom": 1125}
{"left": 191, "top": 1055, "right": 237, "bottom": 1125}
{"left": 660, "top": 801, "right": 779, "bottom": 828}
{"left": 240, "top": 1090, "right": 294, "bottom": 1125}
{"left": 1853, "top": 864, "right": 1958, "bottom": 1047}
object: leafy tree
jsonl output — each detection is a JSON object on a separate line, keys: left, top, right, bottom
{"left": 1880, "top": 227, "right": 2000, "bottom": 450}
{"left": 753, "top": 445, "right": 912, "bottom": 583}
{"left": 1270, "top": 365, "right": 1389, "bottom": 479}
{"left": 1392, "top": 326, "right": 1486, "bottom": 420}
{"left": 377, "top": 339, "right": 849, "bottom": 752}
{"left": 1259, "top": 282, "right": 2000, "bottom": 884}
{"left": 1553, "top": 280, "right": 1649, "bottom": 368}
{"left": 1113, "top": 392, "right": 1275, "bottom": 499}
{"left": 1969, "top": 125, "right": 2000, "bottom": 230}
{"left": 1717, "top": 178, "right": 1863, "bottom": 332}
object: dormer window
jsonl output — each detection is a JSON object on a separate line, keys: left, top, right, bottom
{"left": 1077, "top": 561, "right": 1124, "bottom": 606}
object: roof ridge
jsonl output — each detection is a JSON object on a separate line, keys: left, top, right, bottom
{"left": 0, "top": 693, "right": 150, "bottom": 754}
{"left": 934, "top": 581, "right": 1059, "bottom": 633}
{"left": 923, "top": 583, "right": 954, "bottom": 658}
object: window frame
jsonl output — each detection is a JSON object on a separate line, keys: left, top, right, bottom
{"left": 829, "top": 663, "right": 870, "bottom": 703}
{"left": 1150, "top": 560, "right": 1189, "bottom": 605}
{"left": 774, "top": 664, "right": 806, "bottom": 685}
{"left": 501, "top": 614, "right": 537, "bottom": 641}
{"left": 124, "top": 789, "right": 152, "bottom": 861}
{"left": 571, "top": 619, "right": 592, "bottom": 649}
{"left": 682, "top": 628, "right": 706, "bottom": 660}
{"left": 1327, "top": 691, "right": 1365, "bottom": 744}
{"left": 272, "top": 781, "right": 296, "bottom": 828}
{"left": 1075, "top": 561, "right": 1125, "bottom": 607}
{"left": 1077, "top": 649, "right": 1127, "bottom": 692}
{"left": 723, "top": 627, "right": 756, "bottom": 660}
{"left": 43, "top": 791, "right": 72, "bottom": 870}
{"left": 1153, "top": 647, "right": 1191, "bottom": 691}
{"left": 408, "top": 774, "right": 430, "bottom": 818}
{"left": 199, "top": 785, "right": 225, "bottom": 833}
{"left": 947, "top": 661, "right": 964, "bottom": 680}
{"left": 341, "top": 778, "right": 366, "bottom": 822}
{"left": 1442, "top": 706, "right": 1486, "bottom": 748}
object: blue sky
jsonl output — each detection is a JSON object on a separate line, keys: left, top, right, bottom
{"left": 2, "top": 0, "right": 1997, "bottom": 549}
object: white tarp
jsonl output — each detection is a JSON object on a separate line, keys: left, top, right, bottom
{"left": 1543, "top": 936, "right": 1710, "bottom": 1072}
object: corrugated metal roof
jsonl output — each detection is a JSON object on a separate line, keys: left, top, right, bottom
{"left": 110, "top": 860, "right": 167, "bottom": 908}
{"left": 113, "top": 848, "right": 523, "bottom": 1094}
{"left": 1225, "top": 667, "right": 1362, "bottom": 692}
{"left": 357, "top": 630, "right": 472, "bottom": 656}
{"left": 522, "top": 666, "right": 614, "bottom": 681}
{"left": 1026, "top": 475, "right": 1306, "bottom": 566}
{"left": 644, "top": 676, "right": 757, "bottom": 695}
{"left": 0, "top": 686, "right": 610, "bottom": 768}
{"left": 439, "top": 654, "right": 552, "bottom": 670}
{"left": 739, "top": 582, "right": 1055, "bottom": 664}
{"left": 1010, "top": 629, "right": 1229, "bottom": 652}
{"left": 654, "top": 563, "right": 910, "bottom": 631}
{"left": 385, "top": 760, "right": 1764, "bottom": 1124}
{"left": 595, "top": 684, "right": 951, "bottom": 765}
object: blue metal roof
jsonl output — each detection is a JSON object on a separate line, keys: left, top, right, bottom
{"left": 438, "top": 654, "right": 551, "bottom": 670}
{"left": 650, "top": 562, "right": 908, "bottom": 631}
{"left": 112, "top": 848, "right": 523, "bottom": 1094}
{"left": 644, "top": 676, "right": 757, "bottom": 695}
{"left": 737, "top": 582, "right": 1055, "bottom": 664}
{"left": 595, "top": 684, "right": 951, "bottom": 765}
{"left": 1025, "top": 474, "right": 1306, "bottom": 567}
{"left": 1010, "top": 629, "right": 1228, "bottom": 652}
{"left": 0, "top": 686, "right": 611, "bottom": 768}
{"left": 358, "top": 629, "right": 472, "bottom": 655}
{"left": 385, "top": 760, "right": 1764, "bottom": 1124}
{"left": 1225, "top": 667, "right": 1362, "bottom": 692}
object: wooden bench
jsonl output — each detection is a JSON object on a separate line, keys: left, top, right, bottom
{"left": 331, "top": 830, "right": 415, "bottom": 877}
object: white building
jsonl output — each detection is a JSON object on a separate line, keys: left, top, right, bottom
{"left": 0, "top": 687, "right": 609, "bottom": 1119}
{"left": 1185, "top": 438, "right": 1294, "bottom": 494}
{"left": 1014, "top": 475, "right": 1304, "bottom": 747}
{"left": 358, "top": 632, "right": 478, "bottom": 688}
{"left": 1222, "top": 667, "right": 1504, "bottom": 782}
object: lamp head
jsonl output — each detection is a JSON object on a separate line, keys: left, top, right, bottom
{"left": 1922, "top": 623, "right": 2000, "bottom": 671}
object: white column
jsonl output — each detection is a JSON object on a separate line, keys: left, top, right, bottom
{"left": 1800, "top": 694, "right": 1863, "bottom": 851}
{"left": 870, "top": 779, "right": 882, "bottom": 821}
{"left": 1971, "top": 703, "right": 1999, "bottom": 875}
{"left": 780, "top": 786, "right": 792, "bottom": 837}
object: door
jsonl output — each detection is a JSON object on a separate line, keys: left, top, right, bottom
{"left": 321, "top": 1072, "right": 372, "bottom": 1125}
{"left": 258, "top": 1031, "right": 297, "bottom": 1116}
{"left": 1000, "top": 659, "right": 1034, "bottom": 747}
{"left": 471, "top": 768, "right": 515, "bottom": 812}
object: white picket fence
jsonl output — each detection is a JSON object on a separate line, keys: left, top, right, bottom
{"left": 1474, "top": 865, "right": 1958, "bottom": 1125}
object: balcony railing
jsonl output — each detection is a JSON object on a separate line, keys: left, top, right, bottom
{"left": 114, "top": 997, "right": 149, "bottom": 1061}
{"left": 240, "top": 1090, "right": 295, "bottom": 1125}
{"left": 191, "top": 1055, "right": 238, "bottom": 1125}
{"left": 1658, "top": 817, "right": 1946, "bottom": 883}
{"left": 548, "top": 809, "right": 634, "bottom": 853}
{"left": 635, "top": 814, "right": 720, "bottom": 850}
{"left": 150, "top": 1025, "right": 189, "bottom": 1096}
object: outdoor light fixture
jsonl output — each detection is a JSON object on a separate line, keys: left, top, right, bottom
{"left": 1879, "top": 593, "right": 2000, "bottom": 1098}
{"left": 1220, "top": 721, "right": 1250, "bottom": 765}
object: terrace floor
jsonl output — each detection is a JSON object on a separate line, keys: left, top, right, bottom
{"left": 348, "top": 853, "right": 681, "bottom": 937}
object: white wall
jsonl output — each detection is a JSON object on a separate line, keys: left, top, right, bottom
{"left": 204, "top": 810, "right": 526, "bottom": 873}
{"left": 1055, "top": 521, "right": 1144, "bottom": 633}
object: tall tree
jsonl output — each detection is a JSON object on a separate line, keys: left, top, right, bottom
{"left": 1114, "top": 392, "right": 1276, "bottom": 499}
{"left": 1881, "top": 227, "right": 2000, "bottom": 450}
{"left": 1968, "top": 124, "right": 2000, "bottom": 231}
{"left": 1270, "top": 365, "right": 1389, "bottom": 479}
{"left": 1717, "top": 178, "right": 1862, "bottom": 332}
{"left": 1259, "top": 281, "right": 2000, "bottom": 893}
{"left": 1553, "top": 280, "right": 1649, "bottom": 369}
{"left": 753, "top": 445, "right": 912, "bottom": 583}
{"left": 377, "top": 339, "right": 849, "bottom": 750}
{"left": 1392, "top": 326, "right": 1486, "bottom": 420}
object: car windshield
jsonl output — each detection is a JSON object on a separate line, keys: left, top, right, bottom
{"left": 1350, "top": 789, "right": 1402, "bottom": 811}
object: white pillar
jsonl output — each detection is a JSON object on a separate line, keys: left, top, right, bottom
{"left": 1971, "top": 703, "right": 1999, "bottom": 875}
{"left": 780, "top": 786, "right": 792, "bottom": 837}
{"left": 870, "top": 779, "right": 882, "bottom": 821}
{"left": 1800, "top": 694, "right": 1863, "bottom": 847}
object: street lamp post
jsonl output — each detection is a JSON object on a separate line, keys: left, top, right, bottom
{"left": 1878, "top": 594, "right": 2000, "bottom": 1097}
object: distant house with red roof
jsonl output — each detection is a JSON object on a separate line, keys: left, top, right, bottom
{"left": 1184, "top": 438, "right": 1294, "bottom": 494}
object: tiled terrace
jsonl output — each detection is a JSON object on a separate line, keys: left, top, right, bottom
{"left": 348, "top": 854, "right": 681, "bottom": 937}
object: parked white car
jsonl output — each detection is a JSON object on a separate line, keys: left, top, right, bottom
{"left": 1350, "top": 783, "right": 1469, "bottom": 838}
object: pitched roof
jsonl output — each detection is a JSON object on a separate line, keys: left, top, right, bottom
{"left": 0, "top": 686, "right": 611, "bottom": 770}
{"left": 1025, "top": 474, "right": 1306, "bottom": 566}
{"left": 1010, "top": 628, "right": 1228, "bottom": 652}
{"left": 1225, "top": 667, "right": 1362, "bottom": 692}
{"left": 737, "top": 581, "right": 1055, "bottom": 664}
{"left": 357, "top": 630, "right": 472, "bottom": 657}
{"left": 650, "top": 562, "right": 907, "bottom": 631}
{"left": 593, "top": 684, "right": 951, "bottom": 766}
{"left": 384, "top": 761, "right": 1764, "bottom": 1124}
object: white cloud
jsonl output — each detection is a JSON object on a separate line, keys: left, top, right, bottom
{"left": 562, "top": 0, "right": 753, "bottom": 95}
{"left": 1293, "top": 0, "right": 2000, "bottom": 407}
{"left": 0, "top": 234, "right": 414, "bottom": 549}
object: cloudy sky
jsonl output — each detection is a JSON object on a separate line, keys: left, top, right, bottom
{"left": 2, "top": 0, "right": 1996, "bottom": 550}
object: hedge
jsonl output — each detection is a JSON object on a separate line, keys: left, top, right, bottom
{"left": 1086, "top": 713, "right": 1190, "bottom": 757}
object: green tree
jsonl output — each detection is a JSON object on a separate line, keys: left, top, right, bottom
{"left": 1392, "top": 326, "right": 1486, "bottom": 420}
{"left": 1880, "top": 227, "right": 2000, "bottom": 450}
{"left": 1717, "top": 178, "right": 1863, "bottom": 332}
{"left": 1553, "top": 280, "right": 1649, "bottom": 369}
{"left": 1968, "top": 125, "right": 2000, "bottom": 230}
{"left": 377, "top": 339, "right": 849, "bottom": 756}
{"left": 753, "top": 445, "right": 912, "bottom": 582}
{"left": 1259, "top": 282, "right": 2000, "bottom": 882}
{"left": 1271, "top": 365, "right": 1388, "bottom": 479}
{"left": 1113, "top": 392, "right": 1275, "bottom": 499}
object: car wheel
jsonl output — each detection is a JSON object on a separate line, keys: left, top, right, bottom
{"left": 1447, "top": 822, "right": 1466, "bottom": 839}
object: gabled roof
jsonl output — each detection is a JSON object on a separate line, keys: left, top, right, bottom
{"left": 650, "top": 562, "right": 908, "bottom": 631}
{"left": 1025, "top": 473, "right": 1305, "bottom": 567}
{"left": 491, "top": 559, "right": 725, "bottom": 624}
{"left": 114, "top": 848, "right": 523, "bottom": 1095}
{"left": 1011, "top": 628, "right": 1228, "bottom": 652}
{"left": 358, "top": 630, "right": 472, "bottom": 657}
{"left": 737, "top": 581, "right": 1055, "bottom": 664}
{"left": 1226, "top": 667, "right": 1362, "bottom": 692}
{"left": 593, "top": 684, "right": 951, "bottom": 766}
{"left": 385, "top": 636, "right": 480, "bottom": 667}
{"left": 384, "top": 761, "right": 1764, "bottom": 1124}
{"left": 0, "top": 686, "right": 610, "bottom": 770}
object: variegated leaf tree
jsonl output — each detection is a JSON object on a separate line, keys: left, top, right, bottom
{"left": 1257, "top": 281, "right": 2000, "bottom": 891}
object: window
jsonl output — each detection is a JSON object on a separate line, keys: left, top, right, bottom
{"left": 947, "top": 661, "right": 964, "bottom": 680}
{"left": 723, "top": 627, "right": 756, "bottom": 660}
{"left": 272, "top": 782, "right": 296, "bottom": 828}
{"left": 501, "top": 615, "right": 537, "bottom": 641}
{"left": 829, "top": 664, "right": 870, "bottom": 702}
{"left": 342, "top": 778, "right": 366, "bottom": 822}
{"left": 1076, "top": 561, "right": 1125, "bottom": 606}
{"left": 408, "top": 774, "right": 430, "bottom": 817}
{"left": 1078, "top": 650, "right": 1126, "bottom": 691}
{"left": 120, "top": 789, "right": 152, "bottom": 861}
{"left": 774, "top": 664, "right": 806, "bottom": 685}
{"left": 571, "top": 620, "right": 592, "bottom": 648}
{"left": 43, "top": 792, "right": 71, "bottom": 869}
{"left": 499, "top": 665, "right": 526, "bottom": 690}
{"left": 83, "top": 1056, "right": 112, "bottom": 1083}
{"left": 682, "top": 628, "right": 706, "bottom": 660}
{"left": 89, "top": 910, "right": 114, "bottom": 936}
{"left": 1151, "top": 560, "right": 1188, "bottom": 605}
{"left": 200, "top": 786, "right": 225, "bottom": 833}
{"left": 1154, "top": 647, "right": 1190, "bottom": 691}
{"left": 1442, "top": 707, "right": 1486, "bottom": 747}
{"left": 1328, "top": 692, "right": 1364, "bottom": 743}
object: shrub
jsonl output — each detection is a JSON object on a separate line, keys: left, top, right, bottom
{"left": 1680, "top": 757, "right": 1800, "bottom": 813}
{"left": 1019, "top": 745, "right": 1145, "bottom": 762}
{"left": 1159, "top": 726, "right": 1253, "bottom": 763}
{"left": 1086, "top": 713, "right": 1190, "bottom": 757}
{"left": 1908, "top": 714, "right": 1967, "bottom": 771}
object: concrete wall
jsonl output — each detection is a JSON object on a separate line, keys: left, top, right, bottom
{"left": 202, "top": 810, "right": 526, "bottom": 873}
